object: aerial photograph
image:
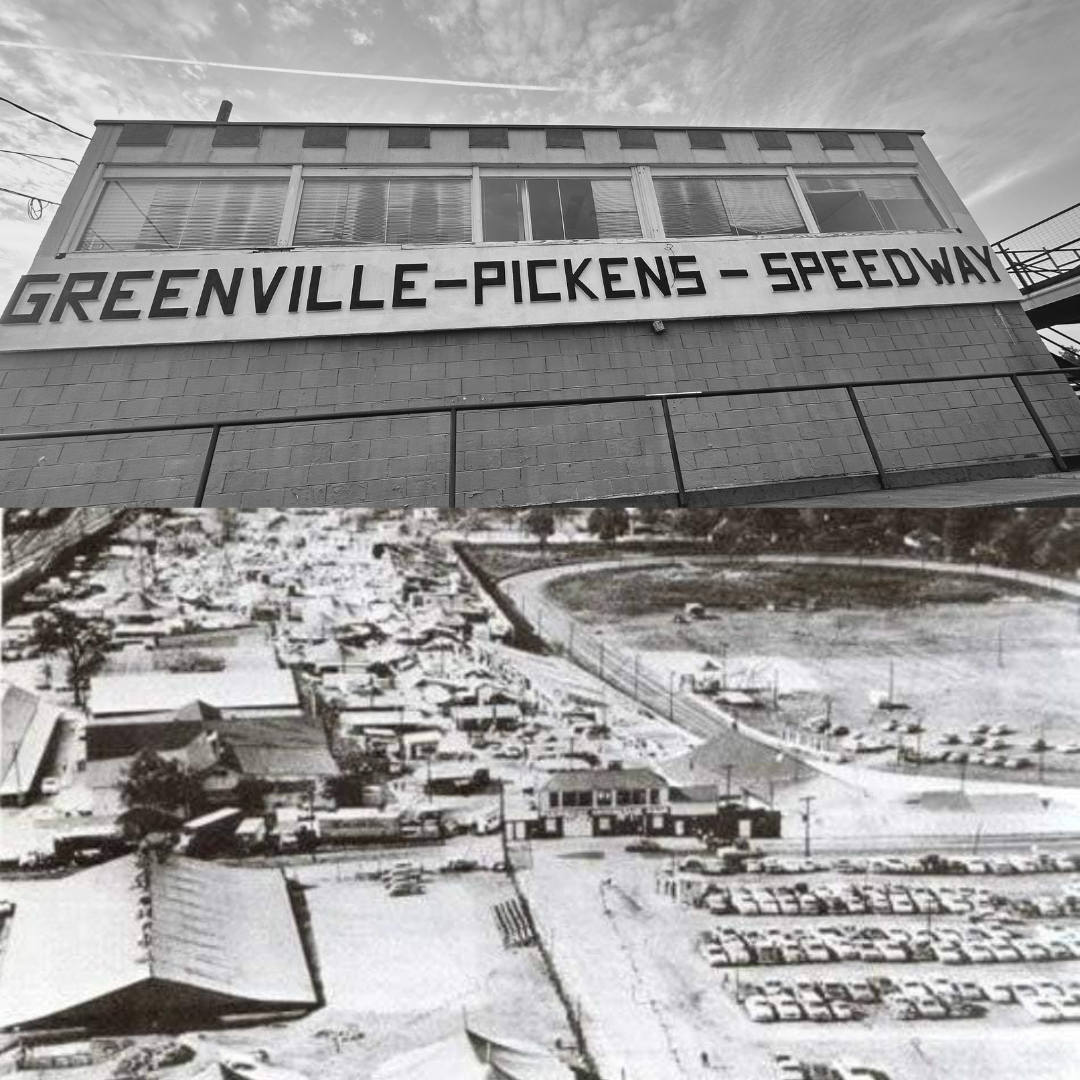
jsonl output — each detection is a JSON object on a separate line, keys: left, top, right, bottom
{"left": 2, "top": 506, "right": 1080, "bottom": 1080}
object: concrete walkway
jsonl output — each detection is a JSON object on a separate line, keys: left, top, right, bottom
{"left": 762, "top": 471, "right": 1080, "bottom": 507}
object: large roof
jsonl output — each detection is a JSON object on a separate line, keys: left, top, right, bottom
{"left": 544, "top": 767, "right": 667, "bottom": 793}
{"left": 90, "top": 670, "right": 300, "bottom": 719}
{"left": 0, "top": 854, "right": 317, "bottom": 1030}
{"left": 0, "top": 682, "right": 62, "bottom": 800}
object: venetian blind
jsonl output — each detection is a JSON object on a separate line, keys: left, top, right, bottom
{"left": 77, "top": 178, "right": 288, "bottom": 252}
{"left": 590, "top": 179, "right": 643, "bottom": 239}
{"left": 718, "top": 177, "right": 807, "bottom": 235}
{"left": 654, "top": 178, "right": 732, "bottom": 238}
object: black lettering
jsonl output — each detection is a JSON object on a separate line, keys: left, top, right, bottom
{"left": 100, "top": 270, "right": 154, "bottom": 320}
{"left": 853, "top": 250, "right": 892, "bottom": 289}
{"left": 306, "top": 265, "right": 342, "bottom": 312}
{"left": 527, "top": 259, "right": 560, "bottom": 302}
{"left": 968, "top": 245, "right": 1001, "bottom": 283}
{"left": 474, "top": 261, "right": 506, "bottom": 306}
{"left": 196, "top": 268, "right": 244, "bottom": 317}
{"left": 393, "top": 263, "right": 428, "bottom": 308}
{"left": 564, "top": 258, "right": 598, "bottom": 301}
{"left": 288, "top": 266, "right": 305, "bottom": 313}
{"left": 954, "top": 247, "right": 985, "bottom": 284}
{"left": 254, "top": 266, "right": 289, "bottom": 314}
{"left": 511, "top": 260, "right": 523, "bottom": 304}
{"left": 913, "top": 247, "right": 955, "bottom": 285}
{"left": 1, "top": 274, "right": 60, "bottom": 325}
{"left": 822, "top": 251, "right": 862, "bottom": 290}
{"left": 148, "top": 269, "right": 199, "bottom": 320}
{"left": 349, "top": 266, "right": 384, "bottom": 309}
{"left": 49, "top": 272, "right": 108, "bottom": 323}
{"left": 761, "top": 253, "right": 799, "bottom": 292}
{"left": 883, "top": 249, "right": 920, "bottom": 287}
{"left": 669, "top": 255, "right": 705, "bottom": 296}
{"left": 635, "top": 257, "right": 670, "bottom": 298}
{"left": 599, "top": 257, "right": 635, "bottom": 300}
{"left": 793, "top": 252, "right": 827, "bottom": 291}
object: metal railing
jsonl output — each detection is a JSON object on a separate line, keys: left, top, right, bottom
{"left": 0, "top": 366, "right": 1078, "bottom": 508}
{"left": 994, "top": 201, "right": 1080, "bottom": 294}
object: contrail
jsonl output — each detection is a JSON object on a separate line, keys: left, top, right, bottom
{"left": 0, "top": 40, "right": 572, "bottom": 93}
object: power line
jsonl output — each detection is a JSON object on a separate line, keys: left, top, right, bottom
{"left": 0, "top": 184, "right": 60, "bottom": 219}
{"left": 0, "top": 148, "right": 79, "bottom": 165}
{"left": 0, "top": 184, "right": 59, "bottom": 204}
{"left": 0, "top": 148, "right": 76, "bottom": 174}
{"left": 0, "top": 94, "right": 90, "bottom": 140}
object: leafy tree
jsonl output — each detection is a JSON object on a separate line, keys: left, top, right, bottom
{"left": 120, "top": 749, "right": 201, "bottom": 818}
{"left": 587, "top": 507, "right": 629, "bottom": 546}
{"left": 677, "top": 508, "right": 723, "bottom": 539}
{"left": 29, "top": 607, "right": 112, "bottom": 708}
{"left": 523, "top": 507, "right": 556, "bottom": 549}
{"left": 161, "top": 650, "right": 226, "bottom": 673}
{"left": 637, "top": 507, "right": 669, "bottom": 532}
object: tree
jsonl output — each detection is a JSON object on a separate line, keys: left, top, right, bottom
{"left": 29, "top": 607, "right": 112, "bottom": 709}
{"left": 677, "top": 508, "right": 722, "bottom": 539}
{"left": 523, "top": 507, "right": 556, "bottom": 549}
{"left": 587, "top": 507, "right": 629, "bottom": 546}
{"left": 120, "top": 749, "right": 201, "bottom": 818}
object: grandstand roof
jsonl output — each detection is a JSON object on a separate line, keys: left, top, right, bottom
{"left": 89, "top": 670, "right": 300, "bottom": 719}
{"left": 0, "top": 853, "right": 317, "bottom": 1030}
{"left": 0, "top": 682, "right": 61, "bottom": 801}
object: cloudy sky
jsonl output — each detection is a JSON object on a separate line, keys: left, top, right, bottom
{"left": 1, "top": 0, "right": 1078, "bottom": 336}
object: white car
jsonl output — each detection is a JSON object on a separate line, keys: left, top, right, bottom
{"left": 39, "top": 776, "right": 61, "bottom": 796}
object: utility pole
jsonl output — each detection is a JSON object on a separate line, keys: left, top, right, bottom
{"left": 668, "top": 670, "right": 676, "bottom": 722}
{"left": 722, "top": 764, "right": 734, "bottom": 803}
{"left": 799, "top": 796, "right": 816, "bottom": 858}
{"left": 959, "top": 754, "right": 968, "bottom": 794}
{"left": 633, "top": 654, "right": 640, "bottom": 701}
{"left": 598, "top": 639, "right": 605, "bottom": 681}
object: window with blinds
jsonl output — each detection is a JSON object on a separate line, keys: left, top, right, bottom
{"left": 77, "top": 178, "right": 288, "bottom": 252}
{"left": 293, "top": 178, "right": 471, "bottom": 246}
{"left": 654, "top": 176, "right": 808, "bottom": 238}
{"left": 799, "top": 176, "right": 944, "bottom": 233}
{"left": 480, "top": 177, "right": 641, "bottom": 241}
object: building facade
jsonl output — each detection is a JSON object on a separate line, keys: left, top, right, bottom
{"left": 2, "top": 120, "right": 1077, "bottom": 508}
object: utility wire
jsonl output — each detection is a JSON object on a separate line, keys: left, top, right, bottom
{"left": 0, "top": 184, "right": 59, "bottom": 204}
{"left": 0, "top": 148, "right": 75, "bottom": 174}
{"left": 0, "top": 95, "right": 90, "bottom": 139}
{"left": 0, "top": 148, "right": 79, "bottom": 165}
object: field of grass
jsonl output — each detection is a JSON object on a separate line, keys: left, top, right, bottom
{"left": 546, "top": 562, "right": 1040, "bottom": 618}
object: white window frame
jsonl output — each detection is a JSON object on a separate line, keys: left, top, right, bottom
{"left": 478, "top": 168, "right": 645, "bottom": 244}
{"left": 792, "top": 167, "right": 958, "bottom": 236}
{"left": 63, "top": 164, "right": 295, "bottom": 256}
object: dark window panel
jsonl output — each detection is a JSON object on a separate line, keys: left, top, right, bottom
{"left": 618, "top": 128, "right": 656, "bottom": 149}
{"left": 688, "top": 129, "right": 726, "bottom": 149}
{"left": 558, "top": 178, "right": 599, "bottom": 240}
{"left": 880, "top": 132, "right": 915, "bottom": 150}
{"left": 546, "top": 127, "right": 585, "bottom": 149}
{"left": 818, "top": 131, "right": 854, "bottom": 150}
{"left": 116, "top": 124, "right": 172, "bottom": 147}
{"left": 212, "top": 126, "right": 262, "bottom": 147}
{"left": 469, "top": 127, "right": 509, "bottom": 148}
{"left": 388, "top": 127, "right": 430, "bottom": 148}
{"left": 303, "top": 126, "right": 348, "bottom": 148}
{"left": 528, "top": 178, "right": 565, "bottom": 241}
{"left": 755, "top": 130, "right": 792, "bottom": 151}
{"left": 482, "top": 178, "right": 525, "bottom": 241}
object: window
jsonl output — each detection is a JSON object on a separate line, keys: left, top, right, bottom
{"left": 77, "top": 178, "right": 288, "bottom": 252}
{"left": 293, "top": 178, "right": 472, "bottom": 246}
{"left": 654, "top": 176, "right": 808, "bottom": 238}
{"left": 879, "top": 132, "right": 914, "bottom": 151}
{"left": 618, "top": 129, "right": 656, "bottom": 150}
{"left": 213, "top": 126, "right": 262, "bottom": 147}
{"left": 481, "top": 177, "right": 641, "bottom": 241}
{"left": 116, "top": 124, "right": 171, "bottom": 147}
{"left": 799, "top": 176, "right": 945, "bottom": 233}
{"left": 303, "top": 126, "right": 347, "bottom": 148}
{"left": 818, "top": 131, "right": 854, "bottom": 150}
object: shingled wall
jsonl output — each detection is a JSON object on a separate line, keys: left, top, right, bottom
{"left": 0, "top": 300, "right": 1076, "bottom": 507}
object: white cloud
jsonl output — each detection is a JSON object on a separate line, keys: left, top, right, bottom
{"left": 347, "top": 28, "right": 373, "bottom": 46}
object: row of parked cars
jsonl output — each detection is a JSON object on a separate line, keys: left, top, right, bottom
{"left": 705, "top": 881, "right": 1004, "bottom": 918}
{"left": 740, "top": 853, "right": 1078, "bottom": 876}
{"left": 703, "top": 921, "right": 1080, "bottom": 968}
{"left": 773, "top": 1054, "right": 890, "bottom": 1080}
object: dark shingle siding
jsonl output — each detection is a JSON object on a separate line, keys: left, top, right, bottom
{"left": 818, "top": 131, "right": 854, "bottom": 150}
{"left": 469, "top": 127, "right": 509, "bottom": 148}
{"left": 546, "top": 127, "right": 585, "bottom": 149}
{"left": 388, "top": 127, "right": 430, "bottom": 148}
{"left": 688, "top": 129, "right": 726, "bottom": 150}
{"left": 116, "top": 124, "right": 172, "bottom": 147}
{"left": 303, "top": 126, "right": 347, "bottom": 148}
{"left": 212, "top": 126, "right": 262, "bottom": 147}
{"left": 880, "top": 132, "right": 914, "bottom": 151}
{"left": 754, "top": 130, "right": 792, "bottom": 150}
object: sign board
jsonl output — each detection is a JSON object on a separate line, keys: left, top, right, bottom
{"left": 0, "top": 234, "right": 1020, "bottom": 352}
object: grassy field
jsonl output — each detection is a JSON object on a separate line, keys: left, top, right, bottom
{"left": 546, "top": 562, "right": 1045, "bottom": 617}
